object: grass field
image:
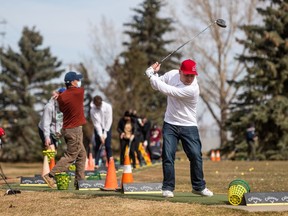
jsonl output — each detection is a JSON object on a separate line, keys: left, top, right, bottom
{"left": 1, "top": 151, "right": 288, "bottom": 216}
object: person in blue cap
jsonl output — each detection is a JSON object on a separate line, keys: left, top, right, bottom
{"left": 38, "top": 87, "right": 66, "bottom": 151}
{"left": 43, "top": 71, "right": 87, "bottom": 189}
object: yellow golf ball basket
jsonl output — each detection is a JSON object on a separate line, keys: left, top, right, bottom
{"left": 228, "top": 179, "right": 250, "bottom": 206}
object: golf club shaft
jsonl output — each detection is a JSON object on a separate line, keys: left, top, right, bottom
{"left": 160, "top": 22, "right": 214, "bottom": 63}
{"left": 125, "top": 137, "right": 134, "bottom": 156}
{"left": 0, "top": 164, "right": 16, "bottom": 195}
{"left": 160, "top": 18, "right": 229, "bottom": 63}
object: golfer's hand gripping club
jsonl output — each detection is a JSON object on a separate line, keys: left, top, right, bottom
{"left": 145, "top": 62, "right": 161, "bottom": 78}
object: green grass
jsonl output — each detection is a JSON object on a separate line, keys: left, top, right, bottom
{"left": 1, "top": 153, "right": 288, "bottom": 215}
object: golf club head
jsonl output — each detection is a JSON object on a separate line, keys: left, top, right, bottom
{"left": 5, "top": 189, "right": 21, "bottom": 195}
{"left": 215, "top": 19, "right": 227, "bottom": 28}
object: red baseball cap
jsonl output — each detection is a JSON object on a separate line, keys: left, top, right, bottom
{"left": 0, "top": 127, "right": 5, "bottom": 137}
{"left": 180, "top": 59, "right": 198, "bottom": 75}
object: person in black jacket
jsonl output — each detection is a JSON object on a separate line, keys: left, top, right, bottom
{"left": 140, "top": 115, "right": 152, "bottom": 152}
{"left": 117, "top": 111, "right": 135, "bottom": 167}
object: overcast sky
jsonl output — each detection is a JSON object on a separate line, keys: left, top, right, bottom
{"left": 0, "top": 0, "right": 145, "bottom": 66}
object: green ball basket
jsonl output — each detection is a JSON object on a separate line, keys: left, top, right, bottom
{"left": 229, "top": 179, "right": 250, "bottom": 192}
{"left": 55, "top": 173, "right": 70, "bottom": 190}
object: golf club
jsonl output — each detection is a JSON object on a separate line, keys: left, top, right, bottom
{"left": 160, "top": 19, "right": 227, "bottom": 63}
{"left": 0, "top": 164, "right": 20, "bottom": 196}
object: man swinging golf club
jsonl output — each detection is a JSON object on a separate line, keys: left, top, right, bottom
{"left": 145, "top": 59, "right": 213, "bottom": 198}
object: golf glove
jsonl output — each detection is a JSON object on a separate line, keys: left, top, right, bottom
{"left": 145, "top": 67, "right": 155, "bottom": 78}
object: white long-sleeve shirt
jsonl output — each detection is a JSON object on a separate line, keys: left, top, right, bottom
{"left": 90, "top": 101, "right": 113, "bottom": 138}
{"left": 149, "top": 69, "right": 199, "bottom": 126}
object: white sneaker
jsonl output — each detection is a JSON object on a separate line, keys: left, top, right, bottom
{"left": 162, "top": 190, "right": 174, "bottom": 198}
{"left": 192, "top": 188, "right": 213, "bottom": 197}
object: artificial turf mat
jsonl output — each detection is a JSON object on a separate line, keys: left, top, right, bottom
{"left": 2, "top": 183, "right": 228, "bottom": 205}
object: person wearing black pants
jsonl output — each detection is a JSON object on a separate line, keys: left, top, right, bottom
{"left": 90, "top": 95, "right": 113, "bottom": 168}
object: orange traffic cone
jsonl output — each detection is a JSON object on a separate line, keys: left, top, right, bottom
{"left": 49, "top": 157, "right": 55, "bottom": 170}
{"left": 86, "top": 152, "right": 94, "bottom": 171}
{"left": 102, "top": 157, "right": 119, "bottom": 191}
{"left": 210, "top": 150, "right": 216, "bottom": 161}
{"left": 216, "top": 150, "right": 221, "bottom": 162}
{"left": 85, "top": 157, "right": 88, "bottom": 170}
{"left": 121, "top": 152, "right": 134, "bottom": 187}
{"left": 42, "top": 155, "right": 50, "bottom": 176}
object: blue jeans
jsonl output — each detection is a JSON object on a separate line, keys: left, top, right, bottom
{"left": 162, "top": 122, "right": 206, "bottom": 192}
{"left": 94, "top": 128, "right": 112, "bottom": 165}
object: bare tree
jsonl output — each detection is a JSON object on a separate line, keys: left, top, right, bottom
{"left": 86, "top": 16, "right": 125, "bottom": 92}
{"left": 168, "top": 0, "right": 259, "bottom": 147}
